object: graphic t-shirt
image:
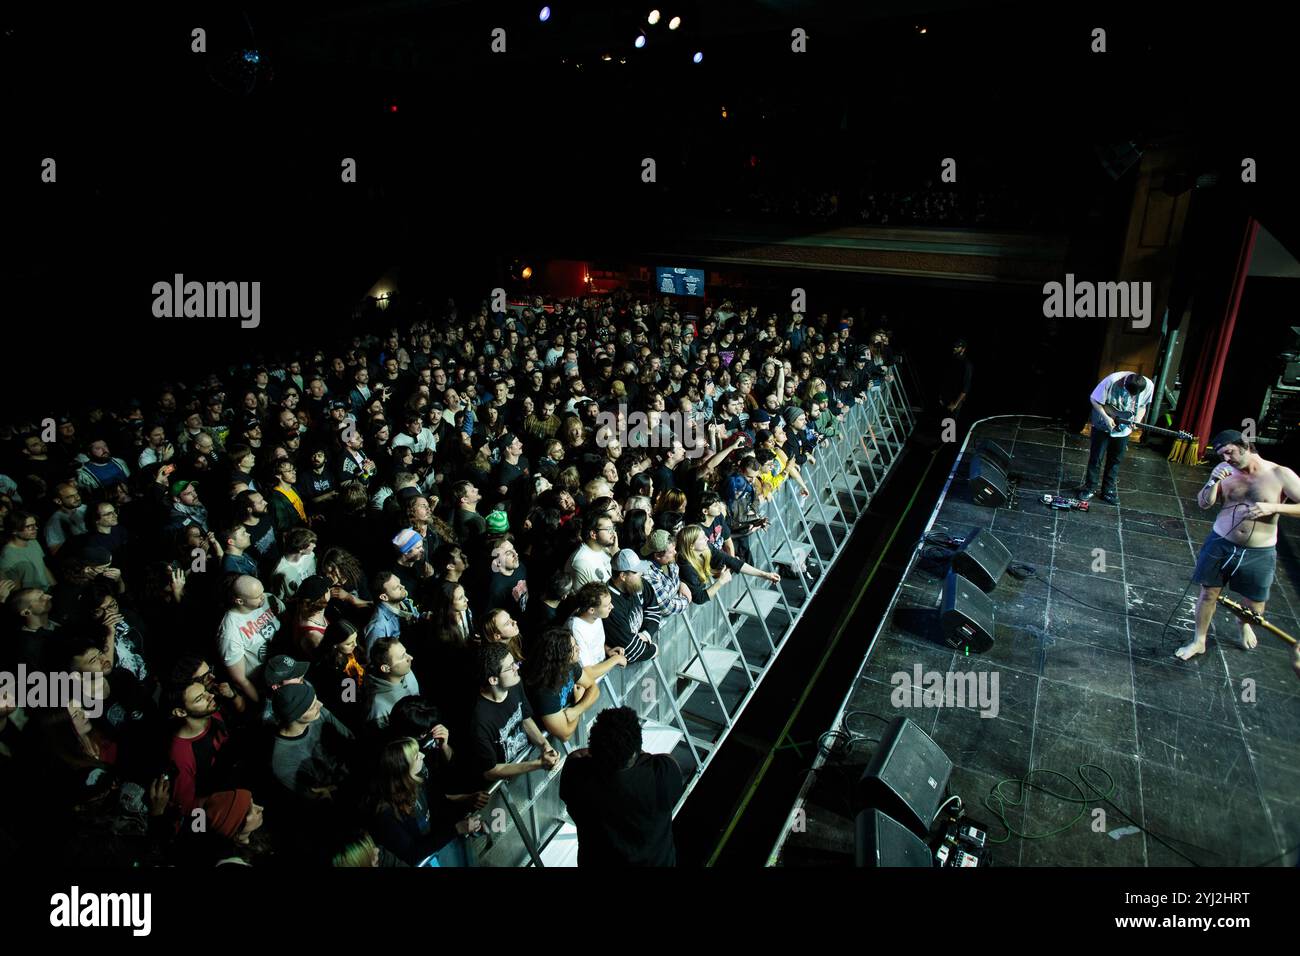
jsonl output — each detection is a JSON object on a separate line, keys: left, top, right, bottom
{"left": 1089, "top": 373, "right": 1154, "bottom": 438}
{"left": 472, "top": 684, "right": 534, "bottom": 777}
{"left": 530, "top": 663, "right": 581, "bottom": 719}
{"left": 218, "top": 604, "right": 281, "bottom": 677}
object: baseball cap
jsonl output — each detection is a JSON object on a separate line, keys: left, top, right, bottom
{"left": 297, "top": 575, "right": 331, "bottom": 603}
{"left": 641, "top": 529, "right": 673, "bottom": 557}
{"left": 170, "top": 479, "right": 197, "bottom": 496}
{"left": 271, "top": 682, "right": 317, "bottom": 724}
{"left": 264, "top": 655, "right": 309, "bottom": 689}
{"left": 612, "top": 548, "right": 651, "bottom": 575}
{"left": 328, "top": 398, "right": 349, "bottom": 411}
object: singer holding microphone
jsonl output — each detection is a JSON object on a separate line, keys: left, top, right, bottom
{"left": 1176, "top": 430, "right": 1300, "bottom": 661}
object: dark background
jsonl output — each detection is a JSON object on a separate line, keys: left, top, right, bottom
{"left": 2, "top": 0, "right": 1295, "bottom": 422}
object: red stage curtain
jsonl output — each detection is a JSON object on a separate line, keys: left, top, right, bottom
{"left": 1170, "top": 217, "right": 1259, "bottom": 465}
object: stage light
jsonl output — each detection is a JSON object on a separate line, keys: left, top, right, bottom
{"left": 648, "top": 10, "right": 661, "bottom": 25}
{"left": 692, "top": 50, "right": 702, "bottom": 63}
{"left": 539, "top": 6, "right": 551, "bottom": 22}
{"left": 721, "top": 106, "right": 727, "bottom": 118}
{"left": 242, "top": 49, "right": 261, "bottom": 64}
{"left": 601, "top": 53, "right": 612, "bottom": 61}
{"left": 669, "top": 16, "right": 681, "bottom": 30}
{"left": 635, "top": 34, "right": 646, "bottom": 48}
{"left": 388, "top": 104, "right": 398, "bottom": 113}
{"left": 522, "top": 266, "right": 533, "bottom": 280}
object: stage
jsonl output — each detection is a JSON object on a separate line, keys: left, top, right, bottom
{"left": 774, "top": 416, "right": 1300, "bottom": 867}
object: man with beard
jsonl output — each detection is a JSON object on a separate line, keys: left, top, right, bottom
{"left": 603, "top": 549, "right": 661, "bottom": 664}
{"left": 167, "top": 676, "right": 238, "bottom": 812}
{"left": 165, "top": 480, "right": 210, "bottom": 535}
{"left": 1176, "top": 430, "right": 1300, "bottom": 661}
{"left": 233, "top": 490, "right": 280, "bottom": 576}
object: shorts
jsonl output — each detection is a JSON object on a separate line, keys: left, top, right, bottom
{"left": 1191, "top": 532, "right": 1276, "bottom": 603}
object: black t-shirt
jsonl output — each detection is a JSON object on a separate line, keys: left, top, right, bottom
{"left": 559, "top": 752, "right": 684, "bottom": 866}
{"left": 304, "top": 468, "right": 336, "bottom": 502}
{"left": 651, "top": 464, "right": 677, "bottom": 494}
{"left": 704, "top": 515, "right": 732, "bottom": 550}
{"left": 471, "top": 684, "right": 534, "bottom": 780}
{"left": 484, "top": 565, "right": 529, "bottom": 620}
{"left": 529, "top": 663, "right": 581, "bottom": 719}
{"left": 243, "top": 516, "right": 280, "bottom": 570}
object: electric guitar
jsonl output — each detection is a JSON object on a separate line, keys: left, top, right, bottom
{"left": 1101, "top": 404, "right": 1194, "bottom": 441}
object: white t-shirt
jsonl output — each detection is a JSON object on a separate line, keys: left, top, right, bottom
{"left": 565, "top": 544, "right": 611, "bottom": 587}
{"left": 270, "top": 553, "right": 317, "bottom": 602}
{"left": 568, "top": 615, "right": 607, "bottom": 668}
{"left": 218, "top": 604, "right": 282, "bottom": 678}
{"left": 1090, "top": 372, "right": 1154, "bottom": 438}
{"left": 392, "top": 427, "right": 437, "bottom": 455}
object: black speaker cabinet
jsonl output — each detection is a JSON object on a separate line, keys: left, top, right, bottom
{"left": 856, "top": 717, "right": 953, "bottom": 838}
{"left": 968, "top": 455, "right": 1009, "bottom": 507}
{"left": 975, "top": 439, "right": 1013, "bottom": 473}
{"left": 941, "top": 570, "right": 996, "bottom": 653}
{"left": 855, "top": 808, "right": 934, "bottom": 867}
{"left": 951, "top": 527, "right": 1011, "bottom": 592}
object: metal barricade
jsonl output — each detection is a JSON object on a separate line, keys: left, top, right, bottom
{"left": 475, "top": 388, "right": 914, "bottom": 865}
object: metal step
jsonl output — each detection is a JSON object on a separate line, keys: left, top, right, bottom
{"left": 731, "top": 587, "right": 781, "bottom": 621}
{"left": 680, "top": 647, "right": 742, "bottom": 685}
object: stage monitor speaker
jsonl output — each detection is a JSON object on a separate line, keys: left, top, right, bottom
{"left": 951, "top": 527, "right": 1011, "bottom": 592}
{"left": 855, "top": 808, "right": 933, "bottom": 867}
{"left": 968, "top": 455, "right": 1009, "bottom": 507}
{"left": 856, "top": 717, "right": 953, "bottom": 839}
{"left": 1283, "top": 361, "right": 1300, "bottom": 387}
{"left": 941, "top": 570, "right": 996, "bottom": 653}
{"left": 975, "top": 439, "right": 1012, "bottom": 473}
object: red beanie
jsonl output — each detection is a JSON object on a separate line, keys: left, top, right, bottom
{"left": 202, "top": 789, "right": 253, "bottom": 839}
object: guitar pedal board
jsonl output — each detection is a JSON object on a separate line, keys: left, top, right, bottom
{"left": 1041, "top": 494, "right": 1089, "bottom": 512}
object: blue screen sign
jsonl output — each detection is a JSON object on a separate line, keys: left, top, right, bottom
{"left": 656, "top": 267, "right": 706, "bottom": 297}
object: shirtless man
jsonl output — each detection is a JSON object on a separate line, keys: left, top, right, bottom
{"left": 1176, "top": 429, "right": 1300, "bottom": 661}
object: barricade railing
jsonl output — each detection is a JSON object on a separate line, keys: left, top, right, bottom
{"left": 477, "top": 371, "right": 915, "bottom": 865}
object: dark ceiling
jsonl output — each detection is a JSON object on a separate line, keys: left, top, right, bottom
{"left": 3, "top": 0, "right": 1296, "bottom": 277}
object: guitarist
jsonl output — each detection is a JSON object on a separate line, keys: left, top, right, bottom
{"left": 1176, "top": 429, "right": 1300, "bottom": 661}
{"left": 1078, "top": 372, "right": 1152, "bottom": 504}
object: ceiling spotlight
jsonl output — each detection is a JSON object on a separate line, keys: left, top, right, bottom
{"left": 635, "top": 34, "right": 646, "bottom": 48}
{"left": 917, "top": 25, "right": 927, "bottom": 34}
{"left": 648, "top": 10, "right": 661, "bottom": 25}
{"left": 602, "top": 53, "right": 612, "bottom": 61}
{"left": 539, "top": 6, "right": 551, "bottom": 22}
{"left": 693, "top": 50, "right": 702, "bottom": 63}
{"left": 521, "top": 266, "right": 533, "bottom": 280}
{"left": 669, "top": 16, "right": 682, "bottom": 30}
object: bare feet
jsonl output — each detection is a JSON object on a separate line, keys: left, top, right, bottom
{"left": 1175, "top": 640, "right": 1207, "bottom": 661}
{"left": 1241, "top": 624, "right": 1258, "bottom": 650}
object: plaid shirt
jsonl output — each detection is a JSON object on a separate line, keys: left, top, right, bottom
{"left": 643, "top": 559, "right": 690, "bottom": 618}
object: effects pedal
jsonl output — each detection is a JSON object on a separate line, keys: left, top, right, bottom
{"left": 1041, "top": 493, "right": 1089, "bottom": 512}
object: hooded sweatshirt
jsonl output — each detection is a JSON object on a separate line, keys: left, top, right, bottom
{"left": 364, "top": 670, "right": 420, "bottom": 728}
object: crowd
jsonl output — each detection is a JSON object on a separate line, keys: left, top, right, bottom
{"left": 0, "top": 289, "right": 894, "bottom": 867}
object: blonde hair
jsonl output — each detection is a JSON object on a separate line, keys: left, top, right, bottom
{"left": 677, "top": 524, "right": 714, "bottom": 584}
{"left": 481, "top": 608, "right": 525, "bottom": 662}
{"left": 332, "top": 831, "right": 378, "bottom": 867}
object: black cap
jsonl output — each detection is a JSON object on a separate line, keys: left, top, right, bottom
{"left": 1210, "top": 429, "right": 1246, "bottom": 451}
